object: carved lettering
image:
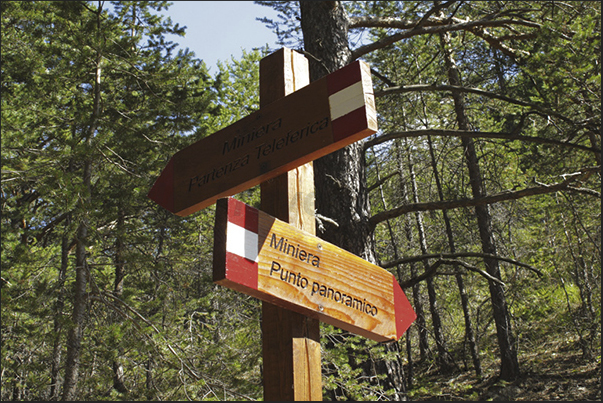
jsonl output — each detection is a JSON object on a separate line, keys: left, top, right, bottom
{"left": 269, "top": 261, "right": 309, "bottom": 290}
{"left": 222, "top": 118, "right": 282, "bottom": 155}
{"left": 269, "top": 233, "right": 320, "bottom": 267}
{"left": 268, "top": 233, "right": 377, "bottom": 318}
{"left": 188, "top": 153, "right": 250, "bottom": 191}
{"left": 255, "top": 116, "right": 329, "bottom": 160}
{"left": 310, "top": 281, "right": 378, "bottom": 317}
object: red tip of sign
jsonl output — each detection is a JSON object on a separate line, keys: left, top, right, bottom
{"left": 393, "top": 275, "right": 417, "bottom": 340}
{"left": 148, "top": 158, "right": 174, "bottom": 212}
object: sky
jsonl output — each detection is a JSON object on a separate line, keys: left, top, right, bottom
{"left": 159, "top": 1, "right": 282, "bottom": 73}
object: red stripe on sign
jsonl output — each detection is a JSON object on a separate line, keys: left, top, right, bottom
{"left": 393, "top": 274, "right": 416, "bottom": 340}
{"left": 327, "top": 61, "right": 362, "bottom": 95}
{"left": 331, "top": 106, "right": 368, "bottom": 143}
{"left": 225, "top": 251, "right": 258, "bottom": 290}
{"left": 227, "top": 197, "right": 259, "bottom": 233}
{"left": 147, "top": 158, "right": 174, "bottom": 213}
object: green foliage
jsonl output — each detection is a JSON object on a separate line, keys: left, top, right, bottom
{"left": 1, "top": 1, "right": 600, "bottom": 401}
{"left": 1, "top": 1, "right": 263, "bottom": 400}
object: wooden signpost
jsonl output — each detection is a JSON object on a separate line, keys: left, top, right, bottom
{"left": 213, "top": 197, "right": 416, "bottom": 342}
{"left": 148, "top": 58, "right": 377, "bottom": 217}
{"left": 148, "top": 47, "right": 416, "bottom": 401}
{"left": 258, "top": 49, "right": 321, "bottom": 401}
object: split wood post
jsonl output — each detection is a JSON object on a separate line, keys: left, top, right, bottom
{"left": 259, "top": 48, "right": 322, "bottom": 401}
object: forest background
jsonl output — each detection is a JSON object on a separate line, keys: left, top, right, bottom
{"left": 1, "top": 1, "right": 600, "bottom": 401}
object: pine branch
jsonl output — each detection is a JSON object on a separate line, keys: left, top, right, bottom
{"left": 374, "top": 83, "right": 573, "bottom": 124}
{"left": 367, "top": 170, "right": 400, "bottom": 192}
{"left": 350, "top": 17, "right": 539, "bottom": 60}
{"left": 466, "top": 25, "right": 532, "bottom": 59}
{"left": 349, "top": 15, "right": 420, "bottom": 30}
{"left": 348, "top": 6, "right": 543, "bottom": 30}
{"left": 90, "top": 288, "right": 202, "bottom": 382}
{"left": 397, "top": 258, "right": 507, "bottom": 289}
{"left": 383, "top": 252, "right": 543, "bottom": 277}
{"left": 363, "top": 129, "right": 600, "bottom": 154}
{"left": 369, "top": 167, "right": 600, "bottom": 229}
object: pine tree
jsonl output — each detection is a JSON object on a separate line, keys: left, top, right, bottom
{"left": 2, "top": 1, "right": 216, "bottom": 399}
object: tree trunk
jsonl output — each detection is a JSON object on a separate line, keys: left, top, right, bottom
{"left": 439, "top": 29, "right": 520, "bottom": 381}
{"left": 299, "top": 1, "right": 376, "bottom": 263}
{"left": 112, "top": 207, "right": 129, "bottom": 394}
{"left": 395, "top": 140, "right": 429, "bottom": 362}
{"left": 145, "top": 358, "right": 155, "bottom": 400}
{"left": 369, "top": 146, "right": 409, "bottom": 399}
{"left": 61, "top": 166, "right": 90, "bottom": 401}
{"left": 48, "top": 222, "right": 71, "bottom": 400}
{"left": 559, "top": 199, "right": 597, "bottom": 359}
{"left": 299, "top": 1, "right": 407, "bottom": 397}
{"left": 382, "top": 341, "right": 407, "bottom": 400}
{"left": 427, "top": 135, "right": 482, "bottom": 377}
{"left": 62, "top": 6, "right": 103, "bottom": 396}
{"left": 404, "top": 138, "right": 456, "bottom": 374}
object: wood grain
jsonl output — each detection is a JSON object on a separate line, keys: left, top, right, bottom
{"left": 213, "top": 197, "right": 416, "bottom": 343}
{"left": 258, "top": 48, "right": 322, "bottom": 402}
{"left": 256, "top": 211, "right": 400, "bottom": 342}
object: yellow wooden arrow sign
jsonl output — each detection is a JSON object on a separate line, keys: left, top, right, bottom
{"left": 213, "top": 198, "right": 416, "bottom": 342}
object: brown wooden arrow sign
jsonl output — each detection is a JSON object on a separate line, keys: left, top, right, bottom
{"left": 148, "top": 60, "right": 377, "bottom": 216}
{"left": 213, "top": 198, "right": 416, "bottom": 342}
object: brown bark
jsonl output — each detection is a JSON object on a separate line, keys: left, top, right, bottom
{"left": 111, "top": 207, "right": 129, "bottom": 395}
{"left": 299, "top": 1, "right": 376, "bottom": 263}
{"left": 299, "top": 1, "right": 407, "bottom": 398}
{"left": 428, "top": 135, "right": 482, "bottom": 376}
{"left": 61, "top": 164, "right": 90, "bottom": 401}
{"left": 48, "top": 222, "right": 72, "bottom": 400}
{"left": 439, "top": 26, "right": 520, "bottom": 381}
{"left": 404, "top": 138, "right": 456, "bottom": 373}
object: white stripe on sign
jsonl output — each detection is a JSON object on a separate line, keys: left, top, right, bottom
{"left": 226, "top": 221, "right": 258, "bottom": 262}
{"left": 328, "top": 81, "right": 365, "bottom": 121}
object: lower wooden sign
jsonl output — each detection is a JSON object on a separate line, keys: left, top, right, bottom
{"left": 213, "top": 197, "right": 416, "bottom": 342}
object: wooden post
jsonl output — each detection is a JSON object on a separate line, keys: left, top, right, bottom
{"left": 259, "top": 48, "right": 322, "bottom": 401}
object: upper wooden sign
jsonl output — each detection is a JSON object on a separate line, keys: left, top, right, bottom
{"left": 148, "top": 59, "right": 378, "bottom": 216}
{"left": 213, "top": 198, "right": 416, "bottom": 342}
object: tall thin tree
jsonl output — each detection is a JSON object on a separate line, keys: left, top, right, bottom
{"left": 438, "top": 22, "right": 520, "bottom": 381}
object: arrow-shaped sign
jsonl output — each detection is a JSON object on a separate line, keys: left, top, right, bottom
{"left": 148, "top": 60, "right": 377, "bottom": 216}
{"left": 213, "top": 197, "right": 416, "bottom": 342}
